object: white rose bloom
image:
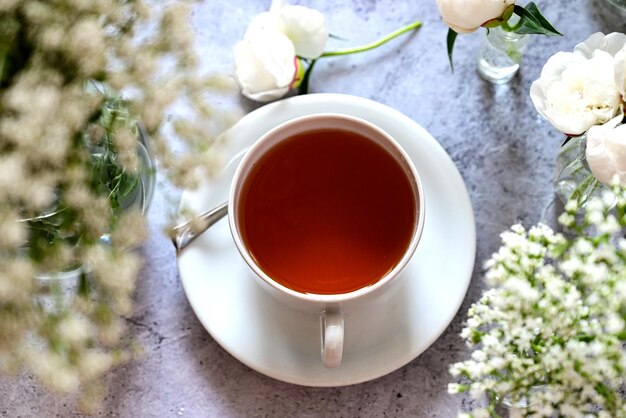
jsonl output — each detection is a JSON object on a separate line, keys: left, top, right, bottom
{"left": 435, "top": 0, "right": 515, "bottom": 34}
{"left": 586, "top": 115, "right": 626, "bottom": 186}
{"left": 234, "top": 26, "right": 296, "bottom": 102}
{"left": 233, "top": 4, "right": 328, "bottom": 102}
{"left": 530, "top": 32, "right": 626, "bottom": 136}
{"left": 279, "top": 5, "right": 328, "bottom": 59}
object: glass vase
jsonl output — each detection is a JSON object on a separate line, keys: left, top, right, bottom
{"left": 594, "top": 0, "right": 626, "bottom": 32}
{"left": 92, "top": 124, "right": 155, "bottom": 215}
{"left": 553, "top": 134, "right": 606, "bottom": 206}
{"left": 20, "top": 123, "right": 156, "bottom": 278}
{"left": 477, "top": 26, "right": 530, "bottom": 84}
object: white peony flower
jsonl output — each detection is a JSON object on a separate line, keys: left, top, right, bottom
{"left": 573, "top": 31, "right": 626, "bottom": 60}
{"left": 586, "top": 115, "right": 626, "bottom": 186}
{"left": 233, "top": 3, "right": 328, "bottom": 102}
{"left": 530, "top": 32, "right": 626, "bottom": 136}
{"left": 233, "top": 24, "right": 297, "bottom": 102}
{"left": 435, "top": 0, "right": 515, "bottom": 34}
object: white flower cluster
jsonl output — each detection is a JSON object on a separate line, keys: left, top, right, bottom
{"left": 531, "top": 32, "right": 626, "bottom": 187}
{"left": 450, "top": 185, "right": 626, "bottom": 417}
{"left": 0, "top": 0, "right": 231, "bottom": 411}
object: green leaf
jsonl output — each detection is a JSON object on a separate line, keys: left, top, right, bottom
{"left": 470, "top": 329, "right": 484, "bottom": 344}
{"left": 483, "top": 4, "right": 515, "bottom": 28}
{"left": 447, "top": 28, "right": 458, "bottom": 72}
{"left": 328, "top": 33, "right": 349, "bottom": 41}
{"left": 595, "top": 382, "right": 617, "bottom": 409}
{"left": 117, "top": 170, "right": 139, "bottom": 199}
{"left": 561, "top": 136, "right": 573, "bottom": 147}
{"left": 512, "top": 3, "right": 562, "bottom": 36}
{"left": 525, "top": 2, "right": 561, "bottom": 35}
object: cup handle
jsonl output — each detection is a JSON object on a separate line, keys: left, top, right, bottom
{"left": 320, "top": 306, "right": 344, "bottom": 368}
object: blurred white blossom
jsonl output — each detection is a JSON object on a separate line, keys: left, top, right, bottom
{"left": 0, "top": 0, "right": 233, "bottom": 411}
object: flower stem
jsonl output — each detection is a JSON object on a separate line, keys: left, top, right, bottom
{"left": 0, "top": 44, "right": 8, "bottom": 86}
{"left": 319, "top": 20, "right": 422, "bottom": 58}
{"left": 570, "top": 173, "right": 600, "bottom": 207}
{"left": 298, "top": 58, "right": 317, "bottom": 95}
{"left": 501, "top": 19, "right": 523, "bottom": 32}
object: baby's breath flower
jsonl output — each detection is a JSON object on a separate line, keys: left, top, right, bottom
{"left": 57, "top": 315, "right": 92, "bottom": 346}
{"left": 1, "top": 0, "right": 229, "bottom": 411}
{"left": 451, "top": 189, "right": 626, "bottom": 417}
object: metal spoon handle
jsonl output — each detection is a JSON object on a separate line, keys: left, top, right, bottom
{"left": 170, "top": 201, "right": 229, "bottom": 253}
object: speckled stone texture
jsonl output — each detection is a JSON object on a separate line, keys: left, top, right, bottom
{"left": 0, "top": 1, "right": 616, "bottom": 417}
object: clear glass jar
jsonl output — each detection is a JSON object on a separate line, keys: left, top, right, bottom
{"left": 20, "top": 123, "right": 155, "bottom": 275}
{"left": 477, "top": 26, "right": 530, "bottom": 84}
{"left": 553, "top": 134, "right": 606, "bottom": 206}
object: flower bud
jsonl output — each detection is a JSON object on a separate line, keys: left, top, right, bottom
{"left": 435, "top": 0, "right": 515, "bottom": 34}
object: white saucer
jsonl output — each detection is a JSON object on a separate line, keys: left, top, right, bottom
{"left": 177, "top": 94, "right": 476, "bottom": 387}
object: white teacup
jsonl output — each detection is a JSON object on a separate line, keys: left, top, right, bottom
{"left": 228, "top": 113, "right": 425, "bottom": 368}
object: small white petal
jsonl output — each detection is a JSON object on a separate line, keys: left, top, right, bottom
{"left": 574, "top": 31, "right": 626, "bottom": 59}
{"left": 233, "top": 29, "right": 295, "bottom": 102}
{"left": 279, "top": 5, "right": 328, "bottom": 59}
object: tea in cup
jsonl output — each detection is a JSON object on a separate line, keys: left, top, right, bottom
{"left": 228, "top": 113, "right": 424, "bottom": 368}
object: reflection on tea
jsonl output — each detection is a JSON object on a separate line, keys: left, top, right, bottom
{"left": 238, "top": 128, "right": 417, "bottom": 295}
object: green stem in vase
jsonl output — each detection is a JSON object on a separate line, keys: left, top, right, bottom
{"left": 501, "top": 17, "right": 523, "bottom": 32}
{"left": 569, "top": 173, "right": 600, "bottom": 206}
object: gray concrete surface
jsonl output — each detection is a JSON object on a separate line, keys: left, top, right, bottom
{"left": 0, "top": 0, "right": 618, "bottom": 417}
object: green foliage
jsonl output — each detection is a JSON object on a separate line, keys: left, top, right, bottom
{"left": 511, "top": 3, "right": 562, "bottom": 36}
{"left": 90, "top": 89, "right": 140, "bottom": 211}
{"left": 447, "top": 29, "right": 458, "bottom": 72}
{"left": 445, "top": 2, "right": 560, "bottom": 70}
{"left": 24, "top": 88, "right": 141, "bottom": 255}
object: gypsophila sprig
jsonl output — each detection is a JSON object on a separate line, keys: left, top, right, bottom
{"left": 449, "top": 183, "right": 626, "bottom": 417}
{"left": 0, "top": 0, "right": 233, "bottom": 412}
